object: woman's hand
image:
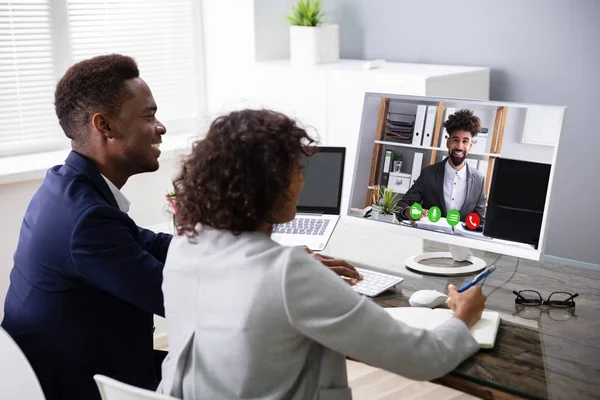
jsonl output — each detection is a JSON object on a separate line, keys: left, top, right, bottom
{"left": 300, "top": 246, "right": 363, "bottom": 285}
{"left": 311, "top": 253, "right": 363, "bottom": 285}
{"left": 447, "top": 284, "right": 487, "bottom": 328}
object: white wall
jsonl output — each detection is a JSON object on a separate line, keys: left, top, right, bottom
{"left": 0, "top": 179, "right": 41, "bottom": 321}
{"left": 254, "top": 0, "right": 294, "bottom": 61}
{"left": 202, "top": 0, "right": 256, "bottom": 115}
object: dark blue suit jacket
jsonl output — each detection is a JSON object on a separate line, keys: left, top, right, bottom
{"left": 1, "top": 151, "right": 172, "bottom": 400}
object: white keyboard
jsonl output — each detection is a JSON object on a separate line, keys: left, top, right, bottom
{"left": 273, "top": 218, "right": 329, "bottom": 236}
{"left": 352, "top": 268, "right": 404, "bottom": 297}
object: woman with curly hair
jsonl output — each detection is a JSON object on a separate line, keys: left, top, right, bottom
{"left": 158, "top": 109, "right": 486, "bottom": 399}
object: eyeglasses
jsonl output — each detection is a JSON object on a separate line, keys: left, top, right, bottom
{"left": 512, "top": 304, "right": 577, "bottom": 321}
{"left": 513, "top": 290, "right": 578, "bottom": 308}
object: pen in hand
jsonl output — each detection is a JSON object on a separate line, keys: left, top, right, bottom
{"left": 457, "top": 265, "right": 497, "bottom": 293}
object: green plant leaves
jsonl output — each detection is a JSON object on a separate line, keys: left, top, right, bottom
{"left": 372, "top": 186, "right": 401, "bottom": 216}
{"left": 285, "top": 0, "right": 325, "bottom": 27}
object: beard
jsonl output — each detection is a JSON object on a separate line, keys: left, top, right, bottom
{"left": 449, "top": 149, "right": 466, "bottom": 166}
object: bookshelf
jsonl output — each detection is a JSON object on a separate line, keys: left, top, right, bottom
{"left": 366, "top": 98, "right": 508, "bottom": 207}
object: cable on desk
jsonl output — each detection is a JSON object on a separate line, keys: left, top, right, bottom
{"left": 484, "top": 257, "right": 520, "bottom": 297}
{"left": 480, "top": 254, "right": 503, "bottom": 288}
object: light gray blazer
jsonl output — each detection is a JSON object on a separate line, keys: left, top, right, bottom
{"left": 157, "top": 227, "right": 479, "bottom": 400}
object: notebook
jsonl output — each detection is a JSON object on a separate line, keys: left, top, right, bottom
{"left": 384, "top": 307, "right": 501, "bottom": 349}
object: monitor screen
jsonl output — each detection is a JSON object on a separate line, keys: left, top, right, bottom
{"left": 297, "top": 147, "right": 345, "bottom": 214}
{"left": 347, "top": 93, "right": 565, "bottom": 260}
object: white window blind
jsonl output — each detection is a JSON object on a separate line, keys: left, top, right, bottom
{"left": 0, "top": 0, "right": 61, "bottom": 156}
{"left": 0, "top": 0, "right": 203, "bottom": 157}
{"left": 67, "top": 0, "right": 202, "bottom": 135}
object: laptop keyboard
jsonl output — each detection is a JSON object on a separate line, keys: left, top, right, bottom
{"left": 352, "top": 268, "right": 404, "bottom": 297}
{"left": 273, "top": 218, "right": 330, "bottom": 236}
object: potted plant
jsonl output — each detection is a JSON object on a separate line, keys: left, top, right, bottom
{"left": 392, "top": 152, "right": 403, "bottom": 172}
{"left": 371, "top": 186, "right": 401, "bottom": 223}
{"left": 285, "top": 0, "right": 339, "bottom": 66}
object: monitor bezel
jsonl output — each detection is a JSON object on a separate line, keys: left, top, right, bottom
{"left": 346, "top": 92, "right": 567, "bottom": 261}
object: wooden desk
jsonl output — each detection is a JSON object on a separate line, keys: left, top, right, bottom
{"left": 321, "top": 217, "right": 600, "bottom": 400}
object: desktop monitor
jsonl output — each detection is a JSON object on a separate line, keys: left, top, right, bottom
{"left": 347, "top": 93, "right": 565, "bottom": 276}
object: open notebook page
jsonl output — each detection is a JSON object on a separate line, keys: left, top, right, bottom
{"left": 384, "top": 307, "right": 501, "bottom": 349}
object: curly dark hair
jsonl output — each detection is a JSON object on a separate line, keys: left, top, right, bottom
{"left": 443, "top": 109, "right": 481, "bottom": 138}
{"left": 54, "top": 54, "right": 139, "bottom": 142}
{"left": 174, "top": 109, "right": 316, "bottom": 236}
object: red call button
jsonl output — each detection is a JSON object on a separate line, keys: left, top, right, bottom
{"left": 466, "top": 213, "right": 481, "bottom": 230}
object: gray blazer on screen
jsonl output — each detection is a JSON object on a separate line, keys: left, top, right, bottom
{"left": 157, "top": 227, "right": 479, "bottom": 400}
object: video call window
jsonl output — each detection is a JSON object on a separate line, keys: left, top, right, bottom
{"left": 348, "top": 94, "right": 565, "bottom": 260}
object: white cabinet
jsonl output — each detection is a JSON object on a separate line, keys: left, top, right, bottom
{"left": 243, "top": 59, "right": 490, "bottom": 212}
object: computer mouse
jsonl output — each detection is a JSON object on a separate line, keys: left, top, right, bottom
{"left": 409, "top": 290, "right": 448, "bottom": 308}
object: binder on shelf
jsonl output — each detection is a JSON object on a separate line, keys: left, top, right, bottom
{"left": 410, "top": 152, "right": 424, "bottom": 187}
{"left": 412, "top": 105, "right": 427, "bottom": 146}
{"left": 422, "top": 106, "right": 437, "bottom": 147}
{"left": 472, "top": 133, "right": 489, "bottom": 154}
{"left": 381, "top": 150, "right": 393, "bottom": 186}
{"left": 439, "top": 107, "right": 456, "bottom": 146}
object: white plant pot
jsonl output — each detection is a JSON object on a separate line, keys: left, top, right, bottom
{"left": 375, "top": 212, "right": 395, "bottom": 223}
{"left": 289, "top": 24, "right": 340, "bottom": 66}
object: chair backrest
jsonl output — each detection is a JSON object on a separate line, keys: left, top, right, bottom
{"left": 94, "top": 375, "right": 181, "bottom": 400}
{"left": 0, "top": 327, "right": 46, "bottom": 400}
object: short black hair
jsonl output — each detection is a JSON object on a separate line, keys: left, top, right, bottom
{"left": 443, "top": 109, "right": 481, "bottom": 138}
{"left": 54, "top": 54, "right": 139, "bottom": 142}
{"left": 174, "top": 109, "right": 316, "bottom": 236}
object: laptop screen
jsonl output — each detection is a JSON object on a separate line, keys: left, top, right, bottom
{"left": 297, "top": 147, "right": 345, "bottom": 214}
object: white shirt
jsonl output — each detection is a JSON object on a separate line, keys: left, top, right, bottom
{"left": 443, "top": 160, "right": 468, "bottom": 213}
{"left": 101, "top": 174, "right": 131, "bottom": 213}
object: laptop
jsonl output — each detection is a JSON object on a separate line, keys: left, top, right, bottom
{"left": 271, "top": 147, "right": 345, "bottom": 251}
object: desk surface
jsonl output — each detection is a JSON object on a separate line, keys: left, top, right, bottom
{"left": 322, "top": 218, "right": 600, "bottom": 400}
{"left": 149, "top": 217, "right": 600, "bottom": 399}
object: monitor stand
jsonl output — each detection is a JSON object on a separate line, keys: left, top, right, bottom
{"left": 405, "top": 244, "right": 486, "bottom": 276}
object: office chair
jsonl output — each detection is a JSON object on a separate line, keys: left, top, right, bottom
{"left": 0, "top": 327, "right": 46, "bottom": 400}
{"left": 94, "top": 374, "right": 181, "bottom": 400}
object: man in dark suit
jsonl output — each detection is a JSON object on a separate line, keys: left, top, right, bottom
{"left": 1, "top": 54, "right": 171, "bottom": 400}
{"left": 2, "top": 54, "right": 361, "bottom": 400}
{"left": 397, "top": 109, "right": 486, "bottom": 223}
